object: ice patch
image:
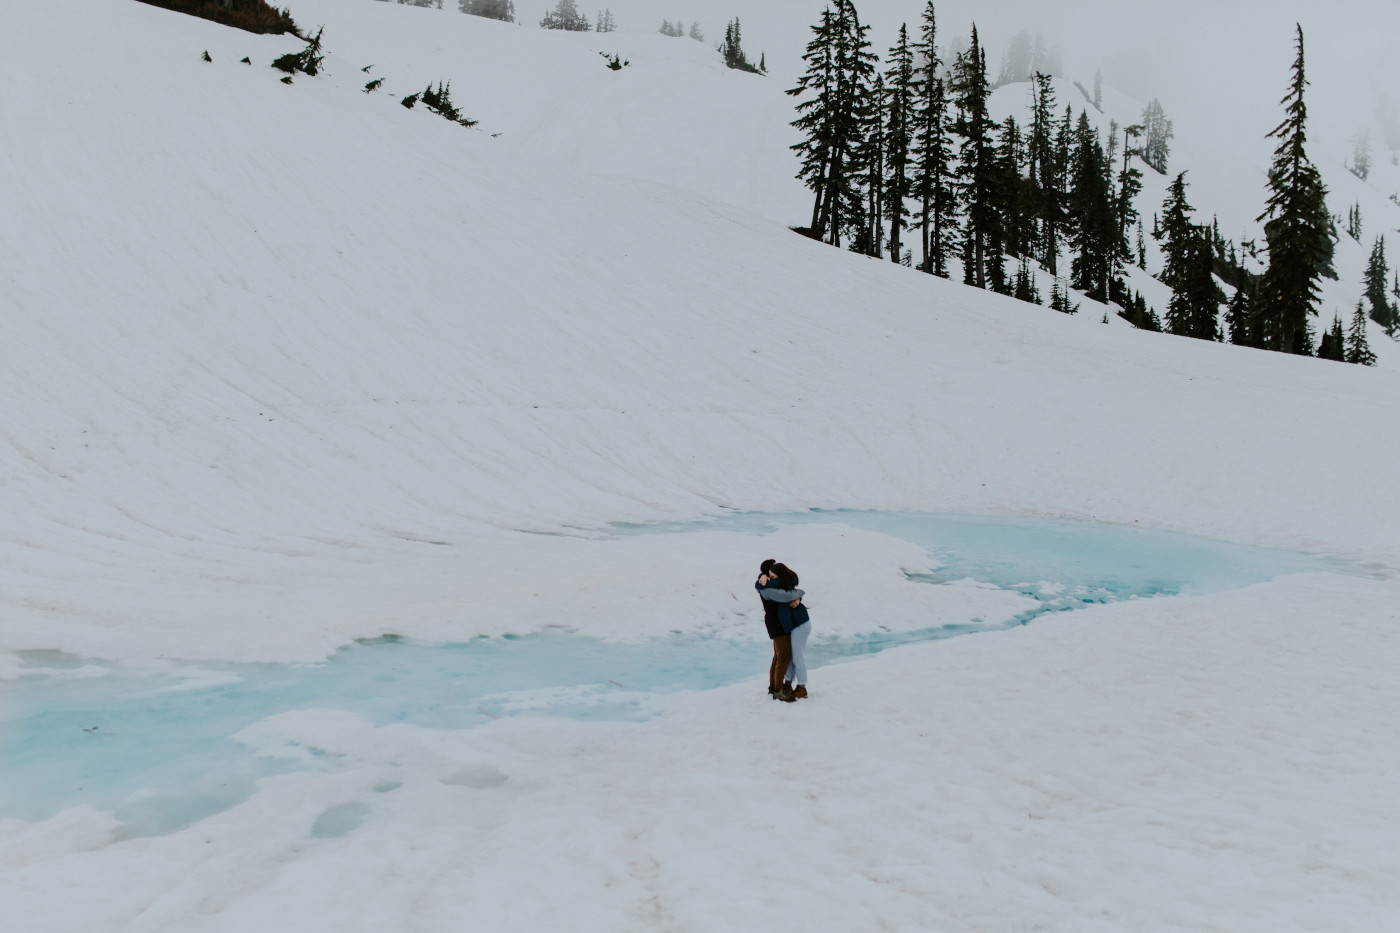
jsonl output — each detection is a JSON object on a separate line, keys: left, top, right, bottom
{"left": 1, "top": 512, "right": 1352, "bottom": 837}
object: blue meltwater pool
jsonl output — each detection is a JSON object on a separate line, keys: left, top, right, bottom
{"left": 0, "top": 512, "right": 1348, "bottom": 836}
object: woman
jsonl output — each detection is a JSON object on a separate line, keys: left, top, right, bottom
{"left": 758, "top": 562, "right": 811, "bottom": 699}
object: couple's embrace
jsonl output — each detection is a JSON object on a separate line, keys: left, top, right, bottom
{"left": 756, "top": 559, "right": 811, "bottom": 702}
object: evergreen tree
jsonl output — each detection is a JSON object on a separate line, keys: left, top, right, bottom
{"left": 787, "top": 0, "right": 877, "bottom": 248}
{"left": 1347, "top": 301, "right": 1377, "bottom": 365}
{"left": 992, "top": 115, "right": 1031, "bottom": 261}
{"left": 1254, "top": 24, "right": 1334, "bottom": 355}
{"left": 1112, "top": 123, "right": 1144, "bottom": 292}
{"left": 1363, "top": 236, "right": 1396, "bottom": 332}
{"left": 998, "top": 30, "right": 1033, "bottom": 85}
{"left": 1026, "top": 73, "right": 1064, "bottom": 276}
{"left": 1048, "top": 102, "right": 1076, "bottom": 277}
{"left": 1139, "top": 99, "right": 1173, "bottom": 174}
{"left": 910, "top": 1, "right": 958, "bottom": 277}
{"left": 1120, "top": 290, "right": 1162, "bottom": 331}
{"left": 540, "top": 0, "right": 589, "bottom": 30}
{"left": 1316, "top": 313, "right": 1346, "bottom": 361}
{"left": 1157, "top": 175, "right": 1192, "bottom": 305}
{"left": 1092, "top": 69, "right": 1102, "bottom": 110}
{"left": 1049, "top": 279, "right": 1078, "bottom": 314}
{"left": 882, "top": 25, "right": 916, "bottom": 264}
{"left": 950, "top": 24, "right": 999, "bottom": 289}
{"left": 1013, "top": 258, "right": 1041, "bottom": 304}
{"left": 1156, "top": 174, "right": 1221, "bottom": 341}
{"left": 1066, "top": 111, "right": 1114, "bottom": 301}
{"left": 1350, "top": 127, "right": 1372, "bottom": 180}
{"left": 1346, "top": 202, "right": 1362, "bottom": 241}
{"left": 720, "top": 18, "right": 761, "bottom": 72}
{"left": 595, "top": 8, "right": 615, "bottom": 32}
{"left": 689, "top": 21, "right": 704, "bottom": 42}
{"left": 722, "top": 19, "right": 742, "bottom": 68}
{"left": 459, "top": 0, "right": 514, "bottom": 21}
{"left": 1225, "top": 281, "right": 1258, "bottom": 346}
{"left": 790, "top": 6, "right": 838, "bottom": 236}
{"left": 1179, "top": 227, "right": 1222, "bottom": 339}
{"left": 854, "top": 73, "right": 887, "bottom": 258}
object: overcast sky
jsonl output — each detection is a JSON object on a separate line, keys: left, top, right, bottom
{"left": 509, "top": 0, "right": 1400, "bottom": 167}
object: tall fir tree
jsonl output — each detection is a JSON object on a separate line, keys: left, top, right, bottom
{"left": 1139, "top": 99, "right": 1173, "bottom": 174}
{"left": 721, "top": 18, "right": 758, "bottom": 72}
{"left": 1156, "top": 173, "right": 1217, "bottom": 339}
{"left": 1026, "top": 73, "right": 1065, "bottom": 276}
{"left": 910, "top": 1, "right": 958, "bottom": 277}
{"left": 950, "top": 25, "right": 999, "bottom": 288}
{"left": 1254, "top": 24, "right": 1334, "bottom": 355}
{"left": 789, "top": 5, "right": 837, "bottom": 235}
{"left": 854, "top": 73, "right": 887, "bottom": 257}
{"left": 1066, "top": 111, "right": 1115, "bottom": 302}
{"left": 1225, "top": 280, "right": 1258, "bottom": 347}
{"left": 1345, "top": 202, "right": 1362, "bottom": 241}
{"left": 1013, "top": 258, "right": 1041, "bottom": 304}
{"left": 992, "top": 115, "right": 1031, "bottom": 263}
{"left": 1048, "top": 102, "right": 1076, "bottom": 276}
{"left": 787, "top": 0, "right": 877, "bottom": 248}
{"left": 1347, "top": 301, "right": 1377, "bottom": 365}
{"left": 882, "top": 24, "right": 917, "bottom": 264}
{"left": 1111, "top": 123, "right": 1144, "bottom": 298}
{"left": 1363, "top": 236, "right": 1396, "bottom": 332}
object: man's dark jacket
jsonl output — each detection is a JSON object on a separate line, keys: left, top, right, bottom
{"left": 756, "top": 577, "right": 784, "bottom": 639}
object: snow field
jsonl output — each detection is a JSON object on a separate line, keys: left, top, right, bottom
{"left": 3, "top": 1, "right": 1400, "bottom": 929}
{"left": 4, "top": 573, "right": 1398, "bottom": 931}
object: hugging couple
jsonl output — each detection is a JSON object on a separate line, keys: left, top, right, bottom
{"left": 756, "top": 559, "right": 811, "bottom": 702}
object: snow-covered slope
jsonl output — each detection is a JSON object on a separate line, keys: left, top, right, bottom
{"left": 3, "top": 2, "right": 1400, "bottom": 931}
{"left": 3, "top": 0, "right": 1397, "bottom": 659}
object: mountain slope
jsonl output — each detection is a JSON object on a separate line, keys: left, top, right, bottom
{"left": 2, "top": 0, "right": 1400, "bottom": 658}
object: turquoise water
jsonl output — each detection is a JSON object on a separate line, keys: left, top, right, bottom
{"left": 0, "top": 512, "right": 1343, "bottom": 836}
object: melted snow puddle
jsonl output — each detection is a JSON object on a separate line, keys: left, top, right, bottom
{"left": 0, "top": 512, "right": 1344, "bottom": 838}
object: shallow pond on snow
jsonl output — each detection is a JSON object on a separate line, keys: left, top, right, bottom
{"left": 0, "top": 511, "right": 1350, "bottom": 836}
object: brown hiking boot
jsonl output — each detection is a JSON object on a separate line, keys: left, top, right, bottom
{"left": 792, "top": 685, "right": 808, "bottom": 699}
{"left": 777, "top": 685, "right": 797, "bottom": 702}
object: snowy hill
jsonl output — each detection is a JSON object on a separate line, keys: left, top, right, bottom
{"left": 3, "top": 2, "right": 1400, "bottom": 930}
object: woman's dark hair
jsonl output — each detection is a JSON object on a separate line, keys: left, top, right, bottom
{"left": 760, "top": 559, "right": 776, "bottom": 574}
{"left": 771, "top": 563, "right": 799, "bottom": 588}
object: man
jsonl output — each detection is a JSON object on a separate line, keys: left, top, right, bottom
{"left": 756, "top": 559, "right": 797, "bottom": 702}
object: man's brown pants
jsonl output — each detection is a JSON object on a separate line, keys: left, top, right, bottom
{"left": 770, "top": 634, "right": 792, "bottom": 691}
